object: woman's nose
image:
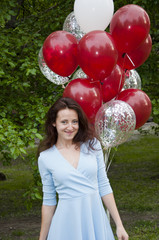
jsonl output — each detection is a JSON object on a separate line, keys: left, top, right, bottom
{"left": 67, "top": 123, "right": 73, "bottom": 129}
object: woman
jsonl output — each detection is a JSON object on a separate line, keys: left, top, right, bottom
{"left": 38, "top": 97, "right": 129, "bottom": 240}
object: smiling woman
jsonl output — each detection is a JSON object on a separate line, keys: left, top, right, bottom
{"left": 53, "top": 108, "right": 79, "bottom": 143}
{"left": 37, "top": 97, "right": 129, "bottom": 240}
{"left": 53, "top": 108, "right": 80, "bottom": 169}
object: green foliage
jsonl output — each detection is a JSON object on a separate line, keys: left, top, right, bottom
{"left": 151, "top": 99, "right": 159, "bottom": 127}
{"left": 0, "top": 0, "right": 73, "bottom": 164}
{"left": 1, "top": 0, "right": 158, "bottom": 165}
{"left": 0, "top": 0, "right": 159, "bottom": 205}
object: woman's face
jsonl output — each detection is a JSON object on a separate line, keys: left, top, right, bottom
{"left": 53, "top": 108, "right": 79, "bottom": 142}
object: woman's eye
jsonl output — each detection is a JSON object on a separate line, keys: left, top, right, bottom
{"left": 61, "top": 121, "right": 67, "bottom": 124}
{"left": 73, "top": 120, "right": 78, "bottom": 124}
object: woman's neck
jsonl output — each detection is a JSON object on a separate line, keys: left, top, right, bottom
{"left": 55, "top": 138, "right": 80, "bottom": 150}
{"left": 56, "top": 139, "right": 73, "bottom": 149}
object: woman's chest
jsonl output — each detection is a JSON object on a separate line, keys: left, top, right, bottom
{"left": 49, "top": 151, "right": 98, "bottom": 187}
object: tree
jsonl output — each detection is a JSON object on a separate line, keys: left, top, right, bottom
{"left": 0, "top": 0, "right": 75, "bottom": 164}
{"left": 0, "top": 0, "right": 158, "bottom": 203}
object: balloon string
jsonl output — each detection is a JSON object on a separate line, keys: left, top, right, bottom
{"left": 99, "top": 80, "right": 104, "bottom": 104}
{"left": 116, "top": 52, "right": 127, "bottom": 97}
{"left": 90, "top": 79, "right": 100, "bottom": 84}
{"left": 117, "top": 51, "right": 135, "bottom": 96}
{"left": 118, "top": 71, "right": 123, "bottom": 95}
{"left": 116, "top": 52, "right": 135, "bottom": 95}
{"left": 126, "top": 53, "right": 135, "bottom": 67}
{"left": 90, "top": 79, "right": 104, "bottom": 104}
{"left": 104, "top": 149, "right": 110, "bottom": 167}
{"left": 104, "top": 146, "right": 118, "bottom": 173}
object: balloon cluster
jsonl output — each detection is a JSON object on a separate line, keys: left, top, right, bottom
{"left": 38, "top": 0, "right": 152, "bottom": 149}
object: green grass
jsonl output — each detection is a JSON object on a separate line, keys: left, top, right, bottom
{"left": 0, "top": 160, "right": 41, "bottom": 219}
{"left": 0, "top": 135, "right": 159, "bottom": 239}
{"left": 0, "top": 158, "right": 41, "bottom": 239}
{"left": 130, "top": 221, "right": 159, "bottom": 240}
{"left": 109, "top": 135, "right": 159, "bottom": 240}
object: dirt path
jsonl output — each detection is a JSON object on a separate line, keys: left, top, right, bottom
{"left": 0, "top": 215, "right": 41, "bottom": 240}
{"left": 0, "top": 211, "right": 158, "bottom": 240}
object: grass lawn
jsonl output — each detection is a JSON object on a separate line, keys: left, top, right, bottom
{"left": 0, "top": 135, "right": 159, "bottom": 239}
{"left": 109, "top": 135, "right": 159, "bottom": 240}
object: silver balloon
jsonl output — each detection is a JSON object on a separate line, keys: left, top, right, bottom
{"left": 72, "top": 68, "right": 88, "bottom": 79}
{"left": 122, "top": 69, "right": 141, "bottom": 91}
{"left": 63, "top": 12, "right": 85, "bottom": 41}
{"left": 95, "top": 100, "right": 136, "bottom": 149}
{"left": 38, "top": 47, "right": 69, "bottom": 85}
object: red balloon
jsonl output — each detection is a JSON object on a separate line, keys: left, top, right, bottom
{"left": 63, "top": 78, "right": 102, "bottom": 123}
{"left": 101, "top": 64, "right": 125, "bottom": 103}
{"left": 116, "top": 89, "right": 152, "bottom": 129}
{"left": 43, "top": 31, "right": 78, "bottom": 77}
{"left": 110, "top": 4, "right": 150, "bottom": 53}
{"left": 117, "top": 34, "right": 152, "bottom": 70}
{"left": 78, "top": 30, "right": 118, "bottom": 81}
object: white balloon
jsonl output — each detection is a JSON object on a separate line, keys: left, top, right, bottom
{"left": 74, "top": 0, "right": 114, "bottom": 33}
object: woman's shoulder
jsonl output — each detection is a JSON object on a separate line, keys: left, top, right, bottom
{"left": 81, "top": 138, "right": 102, "bottom": 152}
{"left": 38, "top": 145, "right": 56, "bottom": 162}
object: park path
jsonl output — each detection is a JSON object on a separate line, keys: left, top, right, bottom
{"left": 0, "top": 215, "right": 40, "bottom": 239}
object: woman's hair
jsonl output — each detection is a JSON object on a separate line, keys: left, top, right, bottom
{"left": 37, "top": 97, "right": 98, "bottom": 155}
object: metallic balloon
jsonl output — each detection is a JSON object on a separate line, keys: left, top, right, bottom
{"left": 122, "top": 69, "right": 141, "bottom": 91}
{"left": 72, "top": 68, "right": 88, "bottom": 79}
{"left": 63, "top": 12, "right": 85, "bottom": 41}
{"left": 38, "top": 47, "right": 69, "bottom": 85}
{"left": 95, "top": 100, "right": 136, "bottom": 148}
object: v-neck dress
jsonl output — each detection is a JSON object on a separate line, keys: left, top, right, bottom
{"left": 38, "top": 139, "right": 115, "bottom": 240}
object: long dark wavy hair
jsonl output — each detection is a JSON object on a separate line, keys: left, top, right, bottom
{"left": 37, "top": 97, "right": 98, "bottom": 155}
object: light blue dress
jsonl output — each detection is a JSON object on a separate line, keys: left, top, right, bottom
{"left": 38, "top": 139, "right": 115, "bottom": 240}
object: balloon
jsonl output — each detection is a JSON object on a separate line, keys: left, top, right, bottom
{"left": 38, "top": 47, "right": 69, "bottom": 85}
{"left": 95, "top": 100, "right": 136, "bottom": 148}
{"left": 42, "top": 31, "right": 78, "bottom": 77}
{"left": 63, "top": 12, "right": 85, "bottom": 41}
{"left": 116, "top": 89, "right": 152, "bottom": 129}
{"left": 122, "top": 70, "right": 141, "bottom": 91}
{"left": 72, "top": 68, "right": 88, "bottom": 80}
{"left": 63, "top": 78, "right": 102, "bottom": 123}
{"left": 74, "top": 0, "right": 114, "bottom": 33}
{"left": 101, "top": 64, "right": 125, "bottom": 103}
{"left": 110, "top": 4, "right": 150, "bottom": 53}
{"left": 117, "top": 34, "right": 152, "bottom": 70}
{"left": 78, "top": 30, "right": 118, "bottom": 81}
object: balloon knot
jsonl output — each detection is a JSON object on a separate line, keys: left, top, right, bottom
{"left": 122, "top": 53, "right": 126, "bottom": 58}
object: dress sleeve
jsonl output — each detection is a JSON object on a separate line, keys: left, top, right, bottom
{"left": 38, "top": 154, "right": 57, "bottom": 206}
{"left": 94, "top": 140, "right": 113, "bottom": 197}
